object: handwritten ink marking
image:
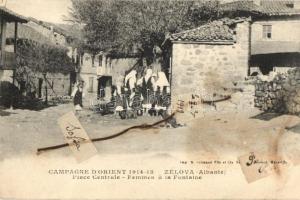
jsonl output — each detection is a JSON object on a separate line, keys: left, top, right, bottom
{"left": 56, "top": 112, "right": 98, "bottom": 162}
{"left": 246, "top": 152, "right": 255, "bottom": 166}
{"left": 64, "top": 122, "right": 86, "bottom": 151}
{"left": 177, "top": 100, "right": 185, "bottom": 113}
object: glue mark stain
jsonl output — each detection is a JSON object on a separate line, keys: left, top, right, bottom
{"left": 269, "top": 116, "right": 293, "bottom": 178}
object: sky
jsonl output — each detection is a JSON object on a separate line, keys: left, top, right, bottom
{"left": 6, "top": 0, "right": 72, "bottom": 24}
{"left": 4, "top": 0, "right": 236, "bottom": 24}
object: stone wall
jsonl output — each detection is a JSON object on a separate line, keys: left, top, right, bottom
{"left": 254, "top": 68, "right": 300, "bottom": 114}
{"left": 254, "top": 76, "right": 285, "bottom": 112}
{"left": 171, "top": 21, "right": 250, "bottom": 106}
{"left": 44, "top": 73, "right": 71, "bottom": 97}
{"left": 28, "top": 72, "right": 71, "bottom": 98}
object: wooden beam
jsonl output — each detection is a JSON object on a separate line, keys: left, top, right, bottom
{"left": 1, "top": 17, "right": 7, "bottom": 66}
{"left": 14, "top": 22, "right": 18, "bottom": 54}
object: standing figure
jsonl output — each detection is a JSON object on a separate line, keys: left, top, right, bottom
{"left": 72, "top": 82, "right": 84, "bottom": 112}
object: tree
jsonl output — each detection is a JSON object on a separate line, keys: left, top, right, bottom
{"left": 69, "top": 0, "right": 120, "bottom": 55}
{"left": 15, "top": 39, "right": 74, "bottom": 103}
{"left": 68, "top": 0, "right": 222, "bottom": 66}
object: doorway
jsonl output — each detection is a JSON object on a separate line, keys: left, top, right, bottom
{"left": 38, "top": 78, "right": 43, "bottom": 98}
{"left": 97, "top": 76, "right": 112, "bottom": 100}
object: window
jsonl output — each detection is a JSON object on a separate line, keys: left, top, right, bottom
{"left": 263, "top": 25, "right": 272, "bottom": 39}
{"left": 286, "top": 3, "right": 294, "bottom": 8}
{"left": 88, "top": 77, "right": 94, "bottom": 92}
{"left": 98, "top": 55, "right": 103, "bottom": 67}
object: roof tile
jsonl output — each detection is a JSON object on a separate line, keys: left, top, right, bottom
{"left": 0, "top": 6, "right": 27, "bottom": 23}
{"left": 221, "top": 0, "right": 300, "bottom": 16}
{"left": 170, "top": 18, "right": 248, "bottom": 43}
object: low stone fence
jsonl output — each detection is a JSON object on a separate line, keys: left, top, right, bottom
{"left": 254, "top": 68, "right": 300, "bottom": 114}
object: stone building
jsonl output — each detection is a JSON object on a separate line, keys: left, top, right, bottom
{"left": 79, "top": 50, "right": 164, "bottom": 102}
{"left": 222, "top": 0, "right": 300, "bottom": 76}
{"left": 80, "top": 52, "right": 139, "bottom": 101}
{"left": 24, "top": 17, "right": 81, "bottom": 78}
{"left": 164, "top": 0, "right": 300, "bottom": 117}
{"left": 4, "top": 20, "right": 78, "bottom": 98}
{"left": 0, "top": 7, "right": 27, "bottom": 83}
{"left": 167, "top": 18, "right": 251, "bottom": 102}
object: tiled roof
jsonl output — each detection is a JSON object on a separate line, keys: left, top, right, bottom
{"left": 28, "top": 17, "right": 68, "bottom": 37}
{"left": 221, "top": 0, "right": 300, "bottom": 16}
{"left": 28, "top": 17, "right": 83, "bottom": 40}
{"left": 0, "top": 6, "right": 27, "bottom": 23}
{"left": 260, "top": 0, "right": 300, "bottom": 15}
{"left": 6, "top": 23, "right": 53, "bottom": 44}
{"left": 220, "top": 1, "right": 262, "bottom": 14}
{"left": 170, "top": 18, "right": 247, "bottom": 43}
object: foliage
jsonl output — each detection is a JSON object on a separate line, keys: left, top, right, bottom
{"left": 69, "top": 0, "right": 222, "bottom": 62}
{"left": 15, "top": 39, "right": 74, "bottom": 78}
{"left": 69, "top": 0, "right": 120, "bottom": 55}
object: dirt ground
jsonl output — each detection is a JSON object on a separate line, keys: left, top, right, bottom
{"left": 1, "top": 102, "right": 300, "bottom": 162}
{"left": 2, "top": 102, "right": 300, "bottom": 199}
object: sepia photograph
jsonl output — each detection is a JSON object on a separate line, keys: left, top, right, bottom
{"left": 0, "top": 0, "right": 300, "bottom": 199}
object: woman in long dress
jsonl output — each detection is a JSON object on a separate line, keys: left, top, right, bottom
{"left": 71, "top": 82, "right": 84, "bottom": 112}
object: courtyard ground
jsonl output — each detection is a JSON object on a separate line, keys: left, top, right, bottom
{"left": 1, "top": 102, "right": 300, "bottom": 162}
{"left": 1, "top": 102, "right": 300, "bottom": 199}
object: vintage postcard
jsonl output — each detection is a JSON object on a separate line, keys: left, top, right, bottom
{"left": 1, "top": 0, "right": 300, "bottom": 199}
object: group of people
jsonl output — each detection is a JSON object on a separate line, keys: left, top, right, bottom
{"left": 113, "top": 68, "right": 171, "bottom": 109}
{"left": 71, "top": 68, "right": 171, "bottom": 115}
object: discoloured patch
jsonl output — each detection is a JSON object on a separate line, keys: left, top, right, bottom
{"left": 269, "top": 117, "right": 293, "bottom": 178}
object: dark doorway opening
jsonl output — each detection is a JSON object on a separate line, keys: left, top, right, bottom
{"left": 19, "top": 81, "right": 26, "bottom": 94}
{"left": 97, "top": 76, "right": 112, "bottom": 99}
{"left": 38, "top": 78, "right": 43, "bottom": 98}
{"left": 259, "top": 64, "right": 273, "bottom": 75}
{"left": 251, "top": 53, "right": 300, "bottom": 75}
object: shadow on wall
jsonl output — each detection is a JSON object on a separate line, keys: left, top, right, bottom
{"left": 0, "top": 81, "right": 20, "bottom": 108}
{"left": 203, "top": 71, "right": 243, "bottom": 98}
{"left": 0, "top": 81, "right": 58, "bottom": 111}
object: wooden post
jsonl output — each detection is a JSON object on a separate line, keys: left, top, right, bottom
{"left": 43, "top": 73, "right": 48, "bottom": 105}
{"left": 0, "top": 17, "right": 6, "bottom": 66}
{"left": 14, "top": 22, "right": 18, "bottom": 54}
{"left": 13, "top": 22, "right": 18, "bottom": 85}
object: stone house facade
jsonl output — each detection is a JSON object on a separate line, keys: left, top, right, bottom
{"left": 0, "top": 7, "right": 27, "bottom": 85}
{"left": 18, "top": 72, "right": 72, "bottom": 98}
{"left": 25, "top": 17, "right": 81, "bottom": 78}
{"left": 4, "top": 19, "right": 79, "bottom": 98}
{"left": 165, "top": 0, "right": 300, "bottom": 116}
{"left": 222, "top": 0, "right": 300, "bottom": 76}
{"left": 80, "top": 52, "right": 138, "bottom": 101}
{"left": 168, "top": 18, "right": 251, "bottom": 103}
{"left": 79, "top": 50, "right": 165, "bottom": 103}
{"left": 250, "top": 17, "right": 300, "bottom": 75}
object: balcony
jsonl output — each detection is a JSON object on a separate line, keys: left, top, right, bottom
{"left": 96, "top": 66, "right": 112, "bottom": 76}
{"left": 0, "top": 51, "right": 17, "bottom": 70}
{"left": 251, "top": 41, "right": 300, "bottom": 55}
